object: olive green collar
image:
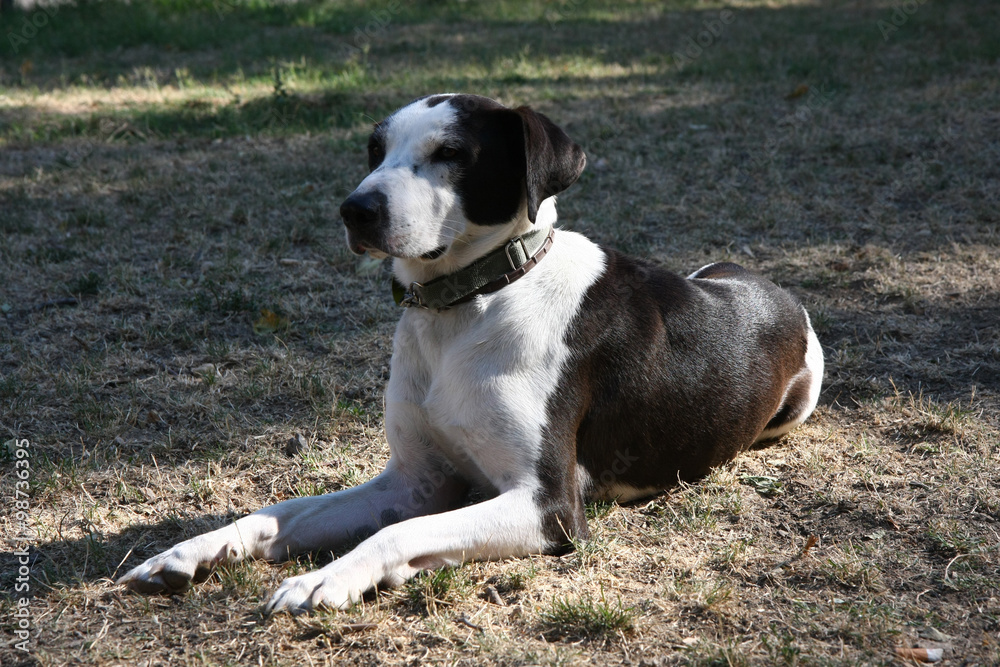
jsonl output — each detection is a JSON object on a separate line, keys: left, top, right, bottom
{"left": 392, "top": 227, "right": 555, "bottom": 311}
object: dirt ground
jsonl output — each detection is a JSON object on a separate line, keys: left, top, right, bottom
{"left": 1, "top": 0, "right": 998, "bottom": 665}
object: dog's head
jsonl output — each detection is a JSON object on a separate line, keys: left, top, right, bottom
{"left": 340, "top": 94, "right": 586, "bottom": 264}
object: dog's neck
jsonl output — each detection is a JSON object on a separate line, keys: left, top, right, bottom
{"left": 392, "top": 198, "right": 558, "bottom": 287}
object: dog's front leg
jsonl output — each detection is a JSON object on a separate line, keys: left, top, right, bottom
{"left": 117, "top": 460, "right": 463, "bottom": 594}
{"left": 265, "top": 486, "right": 551, "bottom": 614}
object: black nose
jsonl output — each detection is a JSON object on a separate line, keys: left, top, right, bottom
{"left": 340, "top": 191, "right": 387, "bottom": 230}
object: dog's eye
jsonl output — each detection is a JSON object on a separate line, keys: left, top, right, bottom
{"left": 434, "top": 146, "right": 459, "bottom": 161}
{"left": 368, "top": 142, "right": 386, "bottom": 171}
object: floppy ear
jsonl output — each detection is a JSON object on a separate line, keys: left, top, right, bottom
{"left": 514, "top": 106, "right": 587, "bottom": 223}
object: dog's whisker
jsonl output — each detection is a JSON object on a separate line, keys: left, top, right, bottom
{"left": 434, "top": 221, "right": 475, "bottom": 246}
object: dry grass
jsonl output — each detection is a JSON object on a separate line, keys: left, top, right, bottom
{"left": 2, "top": 0, "right": 999, "bottom": 665}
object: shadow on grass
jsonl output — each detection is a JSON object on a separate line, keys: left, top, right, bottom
{"left": 816, "top": 300, "right": 1000, "bottom": 405}
{"left": 0, "top": 512, "right": 241, "bottom": 592}
{"left": 4, "top": 0, "right": 1000, "bottom": 144}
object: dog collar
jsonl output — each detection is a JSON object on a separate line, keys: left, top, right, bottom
{"left": 392, "top": 227, "right": 555, "bottom": 310}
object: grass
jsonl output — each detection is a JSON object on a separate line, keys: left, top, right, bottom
{"left": 403, "top": 566, "right": 471, "bottom": 614}
{"left": 1, "top": 0, "right": 999, "bottom": 665}
{"left": 539, "top": 591, "right": 636, "bottom": 640}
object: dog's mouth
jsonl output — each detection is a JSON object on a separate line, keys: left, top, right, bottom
{"left": 350, "top": 240, "right": 441, "bottom": 262}
{"left": 346, "top": 228, "right": 387, "bottom": 257}
{"left": 347, "top": 228, "right": 446, "bottom": 261}
{"left": 420, "top": 246, "right": 448, "bottom": 261}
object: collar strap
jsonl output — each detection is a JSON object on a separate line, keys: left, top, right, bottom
{"left": 393, "top": 227, "right": 555, "bottom": 310}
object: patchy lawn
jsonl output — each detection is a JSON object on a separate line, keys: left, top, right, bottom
{"left": 1, "top": 0, "right": 998, "bottom": 665}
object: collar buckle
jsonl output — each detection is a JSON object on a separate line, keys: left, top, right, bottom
{"left": 398, "top": 281, "right": 427, "bottom": 309}
{"left": 504, "top": 236, "right": 529, "bottom": 271}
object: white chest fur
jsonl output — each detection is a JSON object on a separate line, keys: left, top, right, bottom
{"left": 384, "top": 226, "right": 606, "bottom": 492}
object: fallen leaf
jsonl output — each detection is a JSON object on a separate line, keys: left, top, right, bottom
{"left": 801, "top": 534, "right": 818, "bottom": 556}
{"left": 253, "top": 308, "right": 290, "bottom": 334}
{"left": 740, "top": 474, "right": 783, "bottom": 497}
{"left": 786, "top": 84, "right": 809, "bottom": 100}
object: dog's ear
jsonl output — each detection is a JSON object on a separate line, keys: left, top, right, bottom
{"left": 514, "top": 106, "right": 587, "bottom": 223}
{"left": 457, "top": 101, "right": 586, "bottom": 226}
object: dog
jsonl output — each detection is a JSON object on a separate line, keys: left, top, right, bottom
{"left": 118, "top": 93, "right": 823, "bottom": 614}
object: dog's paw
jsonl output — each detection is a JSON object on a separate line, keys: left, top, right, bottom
{"left": 265, "top": 566, "right": 372, "bottom": 615}
{"left": 117, "top": 539, "right": 237, "bottom": 595}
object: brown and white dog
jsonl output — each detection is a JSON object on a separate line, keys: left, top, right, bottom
{"left": 118, "top": 94, "right": 823, "bottom": 614}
